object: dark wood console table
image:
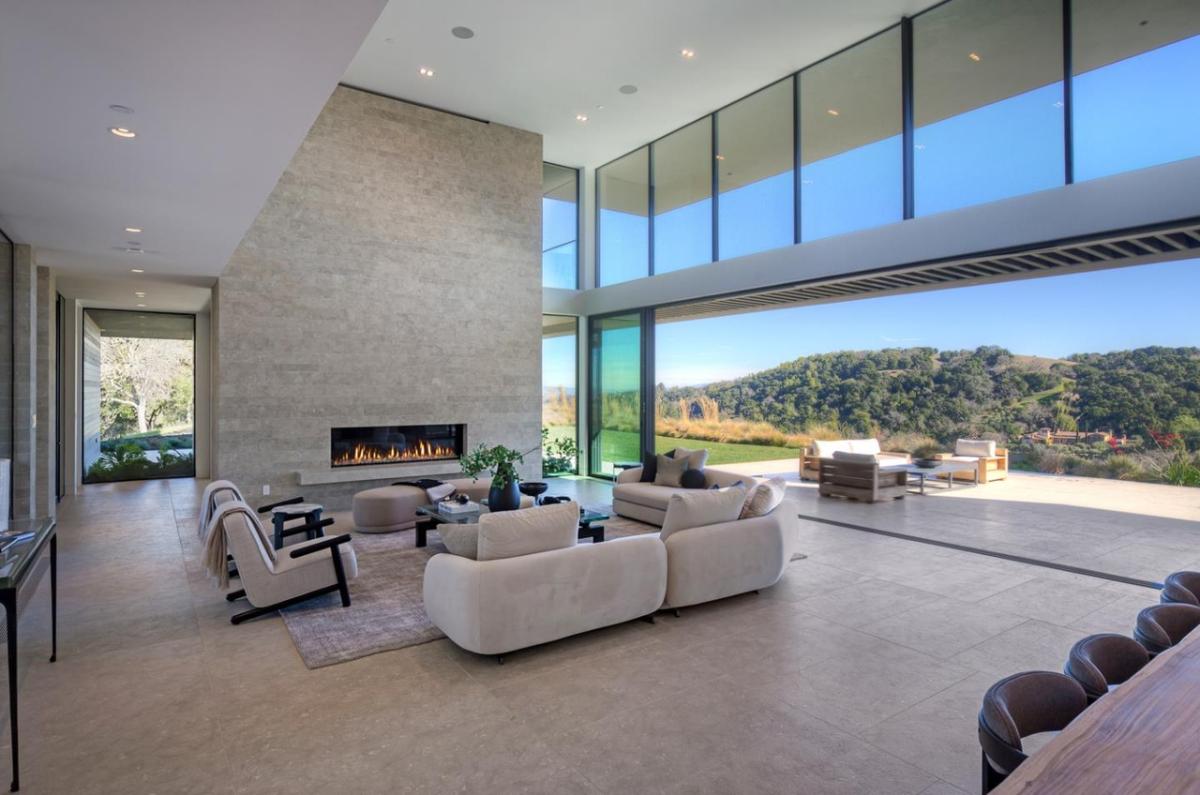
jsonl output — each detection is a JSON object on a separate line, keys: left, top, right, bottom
{"left": 0, "top": 517, "right": 57, "bottom": 792}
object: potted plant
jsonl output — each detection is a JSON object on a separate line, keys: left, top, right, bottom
{"left": 912, "top": 444, "right": 945, "bottom": 469}
{"left": 459, "top": 442, "right": 535, "bottom": 512}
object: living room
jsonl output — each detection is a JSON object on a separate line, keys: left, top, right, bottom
{"left": 1, "top": 1, "right": 1199, "bottom": 793}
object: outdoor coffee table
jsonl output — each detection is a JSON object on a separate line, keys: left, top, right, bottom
{"left": 415, "top": 504, "right": 609, "bottom": 547}
{"left": 885, "top": 461, "right": 979, "bottom": 495}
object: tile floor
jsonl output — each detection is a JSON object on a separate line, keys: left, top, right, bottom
{"left": 0, "top": 476, "right": 1169, "bottom": 794}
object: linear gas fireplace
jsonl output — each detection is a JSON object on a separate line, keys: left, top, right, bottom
{"left": 331, "top": 424, "right": 465, "bottom": 468}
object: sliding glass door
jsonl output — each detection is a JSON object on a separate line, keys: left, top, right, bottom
{"left": 589, "top": 313, "right": 642, "bottom": 477}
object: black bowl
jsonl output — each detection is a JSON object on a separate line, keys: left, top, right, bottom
{"left": 913, "top": 458, "right": 940, "bottom": 469}
{"left": 519, "top": 481, "right": 549, "bottom": 498}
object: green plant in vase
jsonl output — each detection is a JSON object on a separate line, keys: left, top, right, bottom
{"left": 911, "top": 443, "right": 945, "bottom": 468}
{"left": 460, "top": 442, "right": 537, "bottom": 511}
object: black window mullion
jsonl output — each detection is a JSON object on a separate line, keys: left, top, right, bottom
{"left": 711, "top": 114, "right": 720, "bottom": 262}
{"left": 647, "top": 146, "right": 656, "bottom": 277}
{"left": 639, "top": 308, "right": 656, "bottom": 463}
{"left": 793, "top": 74, "right": 802, "bottom": 244}
{"left": 901, "top": 16, "right": 915, "bottom": 219}
{"left": 1062, "top": 0, "right": 1074, "bottom": 185}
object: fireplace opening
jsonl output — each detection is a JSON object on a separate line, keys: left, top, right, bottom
{"left": 331, "top": 424, "right": 465, "bottom": 468}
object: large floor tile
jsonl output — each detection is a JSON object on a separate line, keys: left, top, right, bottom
{"left": 858, "top": 598, "right": 1027, "bottom": 659}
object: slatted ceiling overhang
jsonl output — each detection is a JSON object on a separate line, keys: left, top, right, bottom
{"left": 655, "top": 219, "right": 1200, "bottom": 324}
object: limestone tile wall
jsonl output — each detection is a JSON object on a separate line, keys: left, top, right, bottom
{"left": 12, "top": 245, "right": 36, "bottom": 518}
{"left": 215, "top": 87, "right": 543, "bottom": 508}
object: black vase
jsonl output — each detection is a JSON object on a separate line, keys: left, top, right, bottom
{"left": 488, "top": 479, "right": 522, "bottom": 512}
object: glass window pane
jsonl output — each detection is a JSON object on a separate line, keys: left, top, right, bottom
{"left": 590, "top": 314, "right": 641, "bottom": 476}
{"left": 598, "top": 148, "right": 649, "bottom": 286}
{"left": 652, "top": 118, "right": 712, "bottom": 274}
{"left": 914, "top": 0, "right": 1064, "bottom": 216}
{"left": 800, "top": 28, "right": 903, "bottom": 241}
{"left": 542, "top": 164, "right": 577, "bottom": 289}
{"left": 542, "top": 315, "right": 578, "bottom": 474}
{"left": 717, "top": 79, "right": 795, "bottom": 259}
{"left": 1073, "top": 0, "right": 1200, "bottom": 181}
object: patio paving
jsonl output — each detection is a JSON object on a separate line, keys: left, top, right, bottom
{"left": 718, "top": 461, "right": 1200, "bottom": 585}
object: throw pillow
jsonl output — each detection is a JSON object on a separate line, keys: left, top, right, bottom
{"left": 680, "top": 468, "right": 707, "bottom": 489}
{"left": 832, "top": 451, "right": 878, "bottom": 465}
{"left": 654, "top": 454, "right": 688, "bottom": 487}
{"left": 671, "top": 446, "right": 710, "bottom": 470}
{"left": 638, "top": 452, "right": 659, "bottom": 483}
{"left": 476, "top": 501, "right": 578, "bottom": 561}
{"left": 439, "top": 523, "right": 480, "bottom": 559}
{"left": 956, "top": 438, "right": 996, "bottom": 457}
{"left": 740, "top": 478, "right": 787, "bottom": 519}
{"left": 660, "top": 486, "right": 747, "bottom": 542}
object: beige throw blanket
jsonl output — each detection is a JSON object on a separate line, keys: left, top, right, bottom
{"left": 204, "top": 500, "right": 268, "bottom": 589}
{"left": 198, "top": 480, "right": 245, "bottom": 542}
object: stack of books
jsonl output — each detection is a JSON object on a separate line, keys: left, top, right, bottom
{"left": 438, "top": 500, "right": 480, "bottom": 515}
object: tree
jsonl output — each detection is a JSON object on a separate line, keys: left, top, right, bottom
{"left": 100, "top": 336, "right": 192, "bottom": 436}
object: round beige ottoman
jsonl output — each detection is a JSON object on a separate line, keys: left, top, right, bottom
{"left": 352, "top": 485, "right": 427, "bottom": 533}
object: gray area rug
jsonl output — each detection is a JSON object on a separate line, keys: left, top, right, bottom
{"left": 280, "top": 507, "right": 803, "bottom": 668}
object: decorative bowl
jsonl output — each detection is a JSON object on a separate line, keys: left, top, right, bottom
{"left": 913, "top": 458, "right": 940, "bottom": 469}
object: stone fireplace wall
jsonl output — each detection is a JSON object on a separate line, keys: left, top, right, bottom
{"left": 213, "top": 86, "right": 542, "bottom": 508}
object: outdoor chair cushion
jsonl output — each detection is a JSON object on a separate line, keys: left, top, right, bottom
{"left": 955, "top": 438, "right": 996, "bottom": 457}
{"left": 832, "top": 451, "right": 879, "bottom": 465}
{"left": 847, "top": 438, "right": 882, "bottom": 455}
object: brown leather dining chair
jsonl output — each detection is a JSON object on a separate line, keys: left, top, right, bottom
{"left": 1134, "top": 603, "right": 1200, "bottom": 656}
{"left": 978, "top": 670, "right": 1089, "bottom": 793}
{"left": 1064, "top": 633, "right": 1150, "bottom": 702}
{"left": 1161, "top": 571, "right": 1200, "bottom": 606}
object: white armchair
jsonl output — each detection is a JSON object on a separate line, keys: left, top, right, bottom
{"left": 217, "top": 503, "right": 358, "bottom": 625}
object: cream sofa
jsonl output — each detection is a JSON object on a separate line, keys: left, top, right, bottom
{"left": 612, "top": 465, "right": 758, "bottom": 526}
{"left": 661, "top": 498, "right": 799, "bottom": 609}
{"left": 422, "top": 502, "right": 667, "bottom": 659}
{"left": 800, "top": 438, "right": 909, "bottom": 480}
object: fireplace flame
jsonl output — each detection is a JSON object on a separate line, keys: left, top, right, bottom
{"left": 333, "top": 439, "right": 457, "bottom": 467}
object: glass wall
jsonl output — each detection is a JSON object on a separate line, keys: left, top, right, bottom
{"left": 82, "top": 310, "right": 196, "bottom": 483}
{"left": 598, "top": 148, "right": 650, "bottom": 286}
{"left": 1072, "top": 0, "right": 1200, "bottom": 181}
{"left": 717, "top": 80, "right": 795, "bottom": 259}
{"left": 542, "top": 314, "right": 578, "bottom": 475}
{"left": 589, "top": 313, "right": 642, "bottom": 476}
{"left": 914, "top": 0, "right": 1064, "bottom": 216}
{"left": 653, "top": 118, "right": 713, "bottom": 274}
{"left": 800, "top": 28, "right": 903, "bottom": 240}
{"left": 542, "top": 163, "right": 578, "bottom": 289}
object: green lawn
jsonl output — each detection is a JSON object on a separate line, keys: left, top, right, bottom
{"left": 545, "top": 425, "right": 798, "bottom": 470}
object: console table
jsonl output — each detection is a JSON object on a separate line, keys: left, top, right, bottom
{"left": 0, "top": 516, "right": 57, "bottom": 792}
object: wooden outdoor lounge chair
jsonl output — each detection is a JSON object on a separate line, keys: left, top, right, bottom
{"left": 818, "top": 452, "right": 907, "bottom": 503}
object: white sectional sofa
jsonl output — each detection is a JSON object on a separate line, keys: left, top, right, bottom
{"left": 422, "top": 501, "right": 666, "bottom": 659}
{"left": 612, "top": 465, "right": 758, "bottom": 526}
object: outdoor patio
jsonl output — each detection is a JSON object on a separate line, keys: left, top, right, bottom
{"left": 718, "top": 461, "right": 1200, "bottom": 585}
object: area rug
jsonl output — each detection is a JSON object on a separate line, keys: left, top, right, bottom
{"left": 279, "top": 507, "right": 803, "bottom": 668}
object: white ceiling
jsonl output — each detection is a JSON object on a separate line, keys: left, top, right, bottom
{"left": 344, "top": 0, "right": 939, "bottom": 170}
{"left": 0, "top": 0, "right": 387, "bottom": 296}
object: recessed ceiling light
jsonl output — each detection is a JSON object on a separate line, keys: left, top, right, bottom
{"left": 968, "top": 52, "right": 982, "bottom": 62}
{"left": 135, "top": 292, "right": 146, "bottom": 298}
{"left": 619, "top": 84, "right": 638, "bottom": 95}
{"left": 108, "top": 104, "right": 134, "bottom": 114}
{"left": 124, "top": 226, "right": 142, "bottom": 233}
{"left": 130, "top": 268, "right": 144, "bottom": 273}
{"left": 109, "top": 127, "right": 136, "bottom": 138}
{"left": 136, "top": 303, "right": 146, "bottom": 308}
{"left": 680, "top": 49, "right": 695, "bottom": 59}
{"left": 575, "top": 114, "right": 588, "bottom": 123}
{"left": 715, "top": 154, "right": 725, "bottom": 161}
{"left": 595, "top": 104, "right": 605, "bottom": 110}
{"left": 418, "top": 67, "right": 435, "bottom": 77}
{"left": 451, "top": 26, "right": 475, "bottom": 39}
{"left": 826, "top": 108, "right": 840, "bottom": 116}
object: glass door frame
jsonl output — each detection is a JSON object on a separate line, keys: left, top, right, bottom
{"left": 586, "top": 308, "right": 655, "bottom": 479}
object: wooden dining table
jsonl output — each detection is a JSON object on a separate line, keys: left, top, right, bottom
{"left": 995, "top": 625, "right": 1200, "bottom": 794}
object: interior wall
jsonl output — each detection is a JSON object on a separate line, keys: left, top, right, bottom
{"left": 12, "top": 245, "right": 36, "bottom": 517}
{"left": 194, "top": 311, "right": 210, "bottom": 478}
{"left": 214, "top": 86, "right": 543, "bottom": 508}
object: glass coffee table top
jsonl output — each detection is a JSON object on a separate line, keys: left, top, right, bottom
{"left": 416, "top": 503, "right": 609, "bottom": 525}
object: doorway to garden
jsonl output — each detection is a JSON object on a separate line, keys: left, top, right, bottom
{"left": 81, "top": 309, "right": 196, "bottom": 483}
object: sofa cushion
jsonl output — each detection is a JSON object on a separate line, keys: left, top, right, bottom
{"left": 680, "top": 468, "right": 707, "bottom": 489}
{"left": 613, "top": 482, "right": 688, "bottom": 511}
{"left": 813, "top": 439, "right": 853, "bottom": 457}
{"left": 477, "top": 501, "right": 579, "bottom": 561}
{"left": 639, "top": 452, "right": 658, "bottom": 483}
{"left": 955, "top": 438, "right": 996, "bottom": 458}
{"left": 654, "top": 454, "right": 688, "bottom": 487}
{"left": 660, "top": 486, "right": 748, "bottom": 542}
{"left": 671, "top": 446, "right": 710, "bottom": 470}
{"left": 740, "top": 478, "right": 787, "bottom": 519}
{"left": 439, "top": 523, "right": 480, "bottom": 559}
{"left": 847, "top": 438, "right": 882, "bottom": 455}
{"left": 832, "top": 451, "right": 879, "bottom": 465}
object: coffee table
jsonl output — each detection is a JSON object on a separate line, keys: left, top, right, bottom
{"left": 884, "top": 460, "right": 979, "bottom": 495}
{"left": 414, "top": 504, "right": 609, "bottom": 547}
